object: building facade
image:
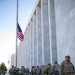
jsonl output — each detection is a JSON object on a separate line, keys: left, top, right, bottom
{"left": 11, "top": 54, "right": 16, "bottom": 67}
{"left": 17, "top": 0, "right": 75, "bottom": 69}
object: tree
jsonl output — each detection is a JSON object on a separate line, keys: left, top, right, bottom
{"left": 0, "top": 62, "right": 7, "bottom": 73}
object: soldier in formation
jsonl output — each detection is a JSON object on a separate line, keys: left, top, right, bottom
{"left": 20, "top": 66, "right": 26, "bottom": 75}
{"left": 31, "top": 66, "right": 36, "bottom": 75}
{"left": 9, "top": 55, "right": 75, "bottom": 75}
{"left": 40, "top": 64, "right": 51, "bottom": 75}
{"left": 9, "top": 65, "right": 17, "bottom": 75}
{"left": 36, "top": 66, "right": 41, "bottom": 75}
{"left": 52, "top": 61, "right": 60, "bottom": 75}
{"left": 60, "top": 55, "right": 75, "bottom": 75}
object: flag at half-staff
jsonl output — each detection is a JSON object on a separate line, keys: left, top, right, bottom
{"left": 17, "top": 23, "right": 24, "bottom": 41}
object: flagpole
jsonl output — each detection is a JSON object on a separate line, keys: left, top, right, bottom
{"left": 16, "top": 0, "right": 18, "bottom": 67}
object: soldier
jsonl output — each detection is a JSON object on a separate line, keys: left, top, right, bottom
{"left": 31, "top": 66, "right": 34, "bottom": 75}
{"left": 9, "top": 65, "right": 17, "bottom": 75}
{"left": 40, "top": 65, "right": 43, "bottom": 75}
{"left": 46, "top": 63, "right": 51, "bottom": 75}
{"left": 40, "top": 65, "right": 45, "bottom": 75}
{"left": 34, "top": 66, "right": 37, "bottom": 75}
{"left": 31, "top": 66, "right": 36, "bottom": 75}
{"left": 16, "top": 68, "right": 19, "bottom": 75}
{"left": 20, "top": 66, "right": 26, "bottom": 75}
{"left": 26, "top": 68, "right": 29, "bottom": 75}
{"left": 36, "top": 66, "right": 41, "bottom": 75}
{"left": 52, "top": 61, "right": 60, "bottom": 75}
{"left": 60, "top": 55, "right": 75, "bottom": 75}
{"left": 41, "top": 65, "right": 48, "bottom": 75}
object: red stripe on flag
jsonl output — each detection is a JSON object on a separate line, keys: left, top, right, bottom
{"left": 17, "top": 32, "right": 24, "bottom": 41}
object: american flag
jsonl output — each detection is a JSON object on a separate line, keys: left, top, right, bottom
{"left": 17, "top": 23, "right": 24, "bottom": 41}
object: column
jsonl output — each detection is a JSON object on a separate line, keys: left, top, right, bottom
{"left": 22, "top": 40, "right": 26, "bottom": 66}
{"left": 26, "top": 30, "right": 28, "bottom": 68}
{"left": 48, "top": 0, "right": 57, "bottom": 65}
{"left": 33, "top": 14, "right": 37, "bottom": 66}
{"left": 41, "top": 0, "right": 50, "bottom": 65}
{"left": 36, "top": 2, "right": 42, "bottom": 66}
{"left": 29, "top": 24, "right": 31, "bottom": 70}
{"left": 30, "top": 20, "right": 34, "bottom": 66}
{"left": 32, "top": 18, "right": 34, "bottom": 66}
{"left": 27, "top": 26, "right": 31, "bottom": 68}
{"left": 25, "top": 32, "right": 27, "bottom": 68}
{"left": 24, "top": 33, "right": 27, "bottom": 68}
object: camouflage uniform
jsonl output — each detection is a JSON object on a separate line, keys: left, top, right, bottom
{"left": 36, "top": 66, "right": 41, "bottom": 75}
{"left": 34, "top": 66, "right": 37, "bottom": 75}
{"left": 20, "top": 66, "right": 26, "bottom": 75}
{"left": 31, "top": 66, "right": 36, "bottom": 75}
{"left": 26, "top": 68, "right": 29, "bottom": 75}
{"left": 9, "top": 66, "right": 17, "bottom": 75}
{"left": 60, "top": 60, "right": 75, "bottom": 75}
{"left": 41, "top": 65, "right": 48, "bottom": 75}
{"left": 52, "top": 62, "right": 60, "bottom": 75}
{"left": 46, "top": 64, "right": 51, "bottom": 75}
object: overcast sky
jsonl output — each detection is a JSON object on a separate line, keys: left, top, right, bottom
{"left": 0, "top": 0, "right": 36, "bottom": 67}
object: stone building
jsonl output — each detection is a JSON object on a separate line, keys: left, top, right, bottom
{"left": 11, "top": 54, "right": 16, "bottom": 67}
{"left": 17, "top": 0, "right": 75, "bottom": 69}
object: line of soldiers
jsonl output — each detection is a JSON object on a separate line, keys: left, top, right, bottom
{"left": 9, "top": 66, "right": 29, "bottom": 75}
{"left": 9, "top": 55, "right": 75, "bottom": 75}
{"left": 31, "top": 62, "right": 59, "bottom": 75}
